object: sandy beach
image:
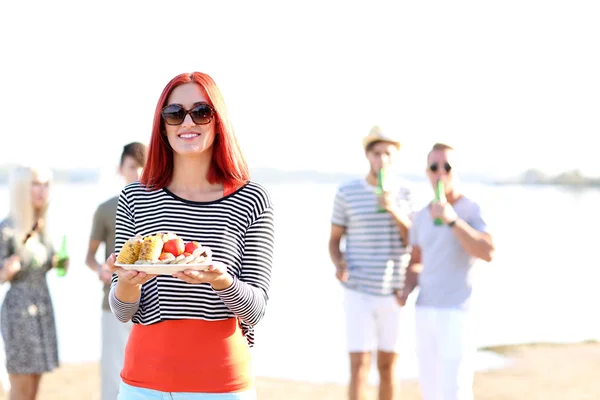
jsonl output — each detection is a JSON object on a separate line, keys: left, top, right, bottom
{"left": 0, "top": 342, "right": 597, "bottom": 399}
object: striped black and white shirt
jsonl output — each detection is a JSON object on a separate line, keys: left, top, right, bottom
{"left": 331, "top": 178, "right": 412, "bottom": 296}
{"left": 109, "top": 181, "right": 275, "bottom": 347}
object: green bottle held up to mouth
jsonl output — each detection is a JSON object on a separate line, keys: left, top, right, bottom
{"left": 434, "top": 179, "right": 445, "bottom": 226}
{"left": 376, "top": 167, "right": 387, "bottom": 213}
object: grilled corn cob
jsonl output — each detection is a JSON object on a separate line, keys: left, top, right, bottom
{"left": 116, "top": 236, "right": 143, "bottom": 264}
{"left": 136, "top": 234, "right": 164, "bottom": 263}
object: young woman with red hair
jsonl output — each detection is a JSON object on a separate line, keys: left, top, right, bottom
{"left": 106, "top": 72, "right": 275, "bottom": 399}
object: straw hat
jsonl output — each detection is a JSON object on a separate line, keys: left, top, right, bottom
{"left": 362, "top": 125, "right": 401, "bottom": 150}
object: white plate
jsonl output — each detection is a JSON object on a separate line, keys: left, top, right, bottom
{"left": 115, "top": 263, "right": 212, "bottom": 275}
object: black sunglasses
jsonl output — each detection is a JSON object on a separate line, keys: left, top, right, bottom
{"left": 429, "top": 162, "right": 452, "bottom": 173}
{"left": 161, "top": 102, "right": 215, "bottom": 126}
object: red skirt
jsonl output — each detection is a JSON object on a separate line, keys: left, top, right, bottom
{"left": 121, "top": 318, "right": 253, "bottom": 393}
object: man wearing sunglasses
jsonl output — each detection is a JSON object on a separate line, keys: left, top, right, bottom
{"left": 329, "top": 125, "right": 413, "bottom": 400}
{"left": 397, "top": 143, "right": 495, "bottom": 400}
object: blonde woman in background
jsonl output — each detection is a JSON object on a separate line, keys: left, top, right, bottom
{"left": 0, "top": 165, "right": 68, "bottom": 400}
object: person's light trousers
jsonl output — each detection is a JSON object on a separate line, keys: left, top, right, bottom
{"left": 415, "top": 306, "right": 475, "bottom": 400}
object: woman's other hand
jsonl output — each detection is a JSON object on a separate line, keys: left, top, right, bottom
{"left": 52, "top": 255, "right": 69, "bottom": 272}
{"left": 172, "top": 261, "right": 233, "bottom": 290}
{"left": 1, "top": 255, "right": 21, "bottom": 283}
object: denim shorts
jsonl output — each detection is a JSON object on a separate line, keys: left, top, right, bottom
{"left": 118, "top": 381, "right": 257, "bottom": 400}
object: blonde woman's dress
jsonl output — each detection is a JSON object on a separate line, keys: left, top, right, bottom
{"left": 0, "top": 218, "right": 59, "bottom": 374}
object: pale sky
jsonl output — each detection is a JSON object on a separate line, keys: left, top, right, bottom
{"left": 1, "top": 0, "right": 598, "bottom": 179}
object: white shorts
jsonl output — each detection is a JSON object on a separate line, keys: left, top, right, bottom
{"left": 343, "top": 288, "right": 403, "bottom": 353}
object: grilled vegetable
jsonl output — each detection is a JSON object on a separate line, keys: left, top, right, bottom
{"left": 116, "top": 236, "right": 143, "bottom": 264}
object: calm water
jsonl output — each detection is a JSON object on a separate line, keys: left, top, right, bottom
{"left": 0, "top": 179, "right": 597, "bottom": 384}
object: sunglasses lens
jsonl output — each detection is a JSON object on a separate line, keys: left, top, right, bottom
{"left": 162, "top": 105, "right": 185, "bottom": 125}
{"left": 430, "top": 163, "right": 452, "bottom": 173}
{"left": 190, "top": 104, "right": 214, "bottom": 125}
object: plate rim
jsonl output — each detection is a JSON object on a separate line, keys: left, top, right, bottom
{"left": 114, "top": 262, "right": 213, "bottom": 269}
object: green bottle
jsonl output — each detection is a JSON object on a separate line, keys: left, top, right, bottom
{"left": 56, "top": 235, "right": 68, "bottom": 277}
{"left": 376, "top": 167, "right": 387, "bottom": 213}
{"left": 434, "top": 179, "right": 446, "bottom": 226}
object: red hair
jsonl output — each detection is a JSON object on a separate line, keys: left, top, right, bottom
{"left": 141, "top": 72, "right": 250, "bottom": 189}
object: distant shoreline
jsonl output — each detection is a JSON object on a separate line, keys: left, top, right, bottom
{"left": 0, "top": 164, "right": 597, "bottom": 188}
{"left": 0, "top": 165, "right": 100, "bottom": 184}
{"left": 500, "top": 168, "right": 600, "bottom": 188}
{"left": 493, "top": 180, "right": 600, "bottom": 189}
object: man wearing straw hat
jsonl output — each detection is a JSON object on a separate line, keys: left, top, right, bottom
{"left": 329, "top": 125, "right": 413, "bottom": 400}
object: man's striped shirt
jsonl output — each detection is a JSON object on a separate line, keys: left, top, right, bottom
{"left": 331, "top": 178, "right": 412, "bottom": 296}
{"left": 109, "top": 181, "right": 275, "bottom": 347}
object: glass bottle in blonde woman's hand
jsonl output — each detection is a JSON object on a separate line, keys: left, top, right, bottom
{"left": 55, "top": 235, "right": 68, "bottom": 277}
